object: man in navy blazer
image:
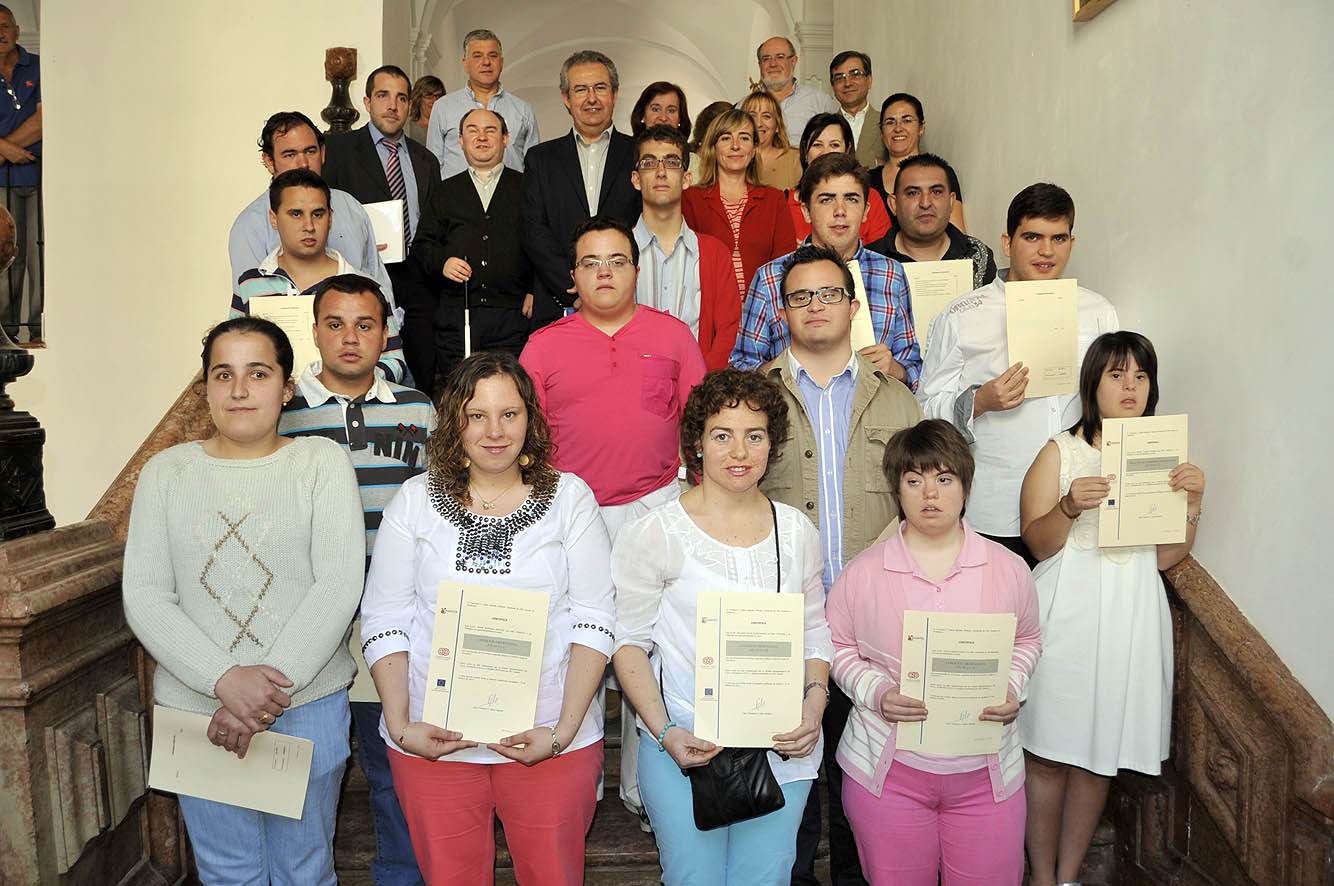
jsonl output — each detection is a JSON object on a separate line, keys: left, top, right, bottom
{"left": 324, "top": 64, "right": 441, "bottom": 392}
{"left": 520, "top": 50, "right": 640, "bottom": 327}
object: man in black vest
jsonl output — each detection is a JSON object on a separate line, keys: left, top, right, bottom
{"left": 323, "top": 64, "right": 440, "bottom": 392}
{"left": 414, "top": 107, "right": 532, "bottom": 364}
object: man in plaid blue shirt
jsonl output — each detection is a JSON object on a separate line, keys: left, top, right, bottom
{"left": 729, "top": 152, "right": 921, "bottom": 389}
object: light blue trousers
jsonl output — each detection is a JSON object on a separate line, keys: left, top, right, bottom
{"left": 637, "top": 730, "right": 811, "bottom": 885}
{"left": 177, "top": 690, "right": 350, "bottom": 886}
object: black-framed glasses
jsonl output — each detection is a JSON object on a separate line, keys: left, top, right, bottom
{"left": 831, "top": 70, "right": 867, "bottom": 84}
{"left": 636, "top": 155, "right": 684, "bottom": 171}
{"left": 783, "top": 286, "right": 849, "bottom": 309}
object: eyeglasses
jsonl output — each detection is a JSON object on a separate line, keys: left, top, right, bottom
{"left": 636, "top": 155, "right": 684, "bottom": 171}
{"left": 783, "top": 286, "right": 850, "bottom": 308}
{"left": 575, "top": 256, "right": 633, "bottom": 273}
{"left": 881, "top": 114, "right": 918, "bottom": 127}
{"left": 830, "top": 70, "right": 867, "bottom": 84}
{"left": 568, "top": 83, "right": 612, "bottom": 98}
{"left": 759, "top": 53, "right": 792, "bottom": 64}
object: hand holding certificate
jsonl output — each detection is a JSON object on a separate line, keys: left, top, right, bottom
{"left": 1099, "top": 414, "right": 1189, "bottom": 547}
{"left": 694, "top": 591, "right": 805, "bottom": 748}
{"left": 423, "top": 582, "right": 550, "bottom": 744}
{"left": 363, "top": 199, "right": 406, "bottom": 264}
{"left": 148, "top": 705, "right": 313, "bottom": 819}
{"left": 1005, "top": 279, "right": 1078, "bottom": 398}
{"left": 897, "top": 611, "right": 1017, "bottom": 756}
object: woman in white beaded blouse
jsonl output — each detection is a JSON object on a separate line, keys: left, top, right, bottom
{"left": 359, "top": 351, "right": 615, "bottom": 886}
{"left": 123, "top": 317, "right": 365, "bottom": 886}
{"left": 611, "top": 368, "right": 833, "bottom": 885}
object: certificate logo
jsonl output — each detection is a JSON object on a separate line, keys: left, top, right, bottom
{"left": 438, "top": 647, "right": 451, "bottom": 657}
{"left": 906, "top": 670, "right": 920, "bottom": 680}
{"left": 702, "top": 656, "right": 715, "bottom": 666}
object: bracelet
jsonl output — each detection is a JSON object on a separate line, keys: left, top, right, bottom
{"left": 1058, "top": 493, "right": 1080, "bottom": 520}
{"left": 550, "top": 726, "right": 563, "bottom": 758}
{"left": 656, "top": 720, "right": 676, "bottom": 751}
{"left": 1186, "top": 511, "right": 1202, "bottom": 526}
{"left": 804, "top": 681, "right": 830, "bottom": 701}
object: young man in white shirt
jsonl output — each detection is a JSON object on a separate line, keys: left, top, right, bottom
{"left": 915, "top": 183, "right": 1119, "bottom": 563}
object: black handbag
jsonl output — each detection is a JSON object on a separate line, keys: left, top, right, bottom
{"left": 682, "top": 500, "right": 787, "bottom": 830}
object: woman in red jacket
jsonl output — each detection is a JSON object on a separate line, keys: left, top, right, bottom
{"left": 683, "top": 109, "right": 797, "bottom": 301}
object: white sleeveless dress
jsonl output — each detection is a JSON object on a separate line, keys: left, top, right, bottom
{"left": 1018, "top": 431, "right": 1173, "bottom": 776}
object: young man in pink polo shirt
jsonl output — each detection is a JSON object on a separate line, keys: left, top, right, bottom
{"left": 520, "top": 213, "right": 707, "bottom": 828}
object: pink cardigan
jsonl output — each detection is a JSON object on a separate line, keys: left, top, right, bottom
{"left": 826, "top": 521, "right": 1041, "bottom": 802}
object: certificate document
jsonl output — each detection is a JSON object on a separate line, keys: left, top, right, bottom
{"left": 247, "top": 293, "right": 317, "bottom": 378}
{"left": 364, "top": 199, "right": 406, "bottom": 264}
{"left": 897, "top": 611, "right": 1016, "bottom": 756}
{"left": 1004, "top": 279, "right": 1078, "bottom": 398}
{"left": 846, "top": 259, "right": 877, "bottom": 351}
{"left": 694, "top": 591, "right": 804, "bottom": 747}
{"left": 1099, "top": 414, "right": 1189, "bottom": 547}
{"left": 903, "top": 258, "right": 974, "bottom": 343}
{"left": 148, "top": 705, "right": 313, "bottom": 819}
{"left": 423, "top": 582, "right": 550, "bottom": 743}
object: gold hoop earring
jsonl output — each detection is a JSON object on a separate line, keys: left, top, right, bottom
{"left": 461, "top": 456, "right": 471, "bottom": 469}
{"left": 518, "top": 453, "right": 532, "bottom": 468}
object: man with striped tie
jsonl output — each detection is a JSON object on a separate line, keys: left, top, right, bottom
{"left": 324, "top": 64, "right": 442, "bottom": 395}
{"left": 278, "top": 273, "right": 435, "bottom": 886}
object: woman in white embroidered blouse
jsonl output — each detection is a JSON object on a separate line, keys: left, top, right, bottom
{"left": 358, "top": 353, "right": 615, "bottom": 886}
{"left": 611, "top": 368, "right": 833, "bottom": 885}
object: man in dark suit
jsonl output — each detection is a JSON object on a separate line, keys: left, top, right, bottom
{"left": 520, "top": 49, "right": 640, "bottom": 327}
{"left": 414, "top": 107, "right": 532, "bottom": 359}
{"left": 323, "top": 64, "right": 441, "bottom": 393}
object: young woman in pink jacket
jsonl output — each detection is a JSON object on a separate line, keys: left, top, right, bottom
{"left": 825, "top": 419, "right": 1042, "bottom": 885}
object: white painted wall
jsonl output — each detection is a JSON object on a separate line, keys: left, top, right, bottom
{"left": 835, "top": 0, "right": 1334, "bottom": 717}
{"left": 17, "top": 0, "right": 383, "bottom": 521}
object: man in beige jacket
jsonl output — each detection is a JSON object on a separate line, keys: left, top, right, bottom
{"left": 759, "top": 243, "right": 922, "bottom": 885}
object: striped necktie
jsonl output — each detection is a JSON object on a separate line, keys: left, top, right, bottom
{"left": 382, "top": 137, "right": 411, "bottom": 247}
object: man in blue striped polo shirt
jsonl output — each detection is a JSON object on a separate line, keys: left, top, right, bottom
{"left": 279, "top": 273, "right": 435, "bottom": 886}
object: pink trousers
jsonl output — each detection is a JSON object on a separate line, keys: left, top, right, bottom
{"left": 843, "top": 763, "right": 1026, "bottom": 885}
{"left": 389, "top": 742, "right": 603, "bottom": 886}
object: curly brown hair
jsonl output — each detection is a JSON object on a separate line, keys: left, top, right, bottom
{"left": 426, "top": 352, "right": 558, "bottom": 505}
{"left": 679, "top": 368, "right": 789, "bottom": 478}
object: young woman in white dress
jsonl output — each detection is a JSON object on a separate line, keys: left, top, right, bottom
{"left": 1018, "top": 332, "right": 1206, "bottom": 886}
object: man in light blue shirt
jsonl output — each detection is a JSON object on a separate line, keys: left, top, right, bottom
{"left": 228, "top": 111, "right": 395, "bottom": 304}
{"left": 427, "top": 28, "right": 539, "bottom": 177}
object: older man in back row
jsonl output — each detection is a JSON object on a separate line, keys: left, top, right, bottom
{"left": 757, "top": 35, "right": 839, "bottom": 146}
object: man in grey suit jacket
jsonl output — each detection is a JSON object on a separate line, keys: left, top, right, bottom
{"left": 520, "top": 50, "right": 640, "bottom": 328}
{"left": 830, "top": 50, "right": 885, "bottom": 169}
{"left": 324, "top": 65, "right": 441, "bottom": 392}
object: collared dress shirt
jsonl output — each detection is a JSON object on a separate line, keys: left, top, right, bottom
{"left": 790, "top": 350, "right": 858, "bottom": 591}
{"left": 426, "top": 83, "right": 540, "bottom": 178}
{"left": 915, "top": 277, "right": 1119, "bottom": 537}
{"left": 778, "top": 81, "right": 840, "bottom": 145}
{"left": 467, "top": 164, "right": 503, "bottom": 211}
{"left": 368, "top": 120, "right": 420, "bottom": 241}
{"left": 840, "top": 104, "right": 870, "bottom": 141}
{"left": 520, "top": 307, "right": 706, "bottom": 506}
{"left": 574, "top": 127, "right": 612, "bottom": 214}
{"left": 730, "top": 243, "right": 921, "bottom": 390}
{"left": 633, "top": 217, "right": 699, "bottom": 335}
{"left": 0, "top": 45, "right": 40, "bottom": 187}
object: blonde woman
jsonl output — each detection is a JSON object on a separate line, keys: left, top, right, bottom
{"left": 741, "top": 90, "right": 802, "bottom": 190}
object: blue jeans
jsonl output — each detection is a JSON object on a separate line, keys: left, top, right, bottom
{"left": 637, "top": 730, "right": 812, "bottom": 885}
{"left": 177, "top": 691, "right": 350, "bottom": 886}
{"left": 351, "top": 700, "right": 425, "bottom": 885}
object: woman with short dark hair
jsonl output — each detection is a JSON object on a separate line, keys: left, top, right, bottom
{"left": 612, "top": 368, "right": 833, "bottom": 884}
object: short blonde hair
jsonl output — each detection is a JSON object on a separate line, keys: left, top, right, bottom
{"left": 693, "top": 109, "right": 760, "bottom": 189}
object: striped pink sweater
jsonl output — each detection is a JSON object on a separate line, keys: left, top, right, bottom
{"left": 826, "top": 522, "right": 1041, "bottom": 802}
